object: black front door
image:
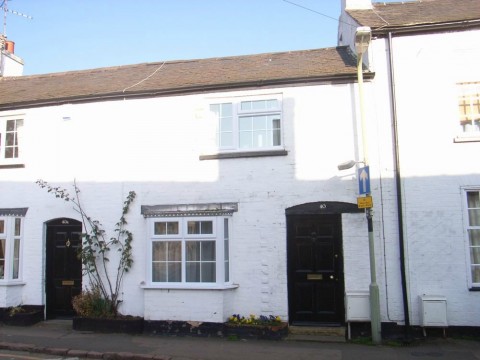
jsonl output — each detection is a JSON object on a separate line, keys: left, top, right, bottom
{"left": 46, "top": 219, "right": 82, "bottom": 319}
{"left": 287, "top": 214, "right": 344, "bottom": 325}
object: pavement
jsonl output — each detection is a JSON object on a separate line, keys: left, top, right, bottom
{"left": 1, "top": 320, "right": 480, "bottom": 360}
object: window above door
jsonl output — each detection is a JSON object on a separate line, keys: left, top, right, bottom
{"left": 200, "top": 94, "right": 288, "bottom": 160}
{"left": 455, "top": 82, "right": 480, "bottom": 142}
{"left": 0, "top": 114, "right": 25, "bottom": 168}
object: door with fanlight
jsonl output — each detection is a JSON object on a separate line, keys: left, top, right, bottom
{"left": 46, "top": 218, "right": 82, "bottom": 318}
{"left": 287, "top": 214, "right": 344, "bottom": 325}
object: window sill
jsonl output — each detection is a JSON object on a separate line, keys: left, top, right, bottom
{"left": 199, "top": 149, "right": 288, "bottom": 160}
{"left": 0, "top": 280, "right": 26, "bottom": 286}
{"left": 469, "top": 287, "right": 480, "bottom": 292}
{"left": 0, "top": 163, "right": 25, "bottom": 169}
{"left": 141, "top": 283, "right": 239, "bottom": 291}
{"left": 454, "top": 135, "right": 480, "bottom": 143}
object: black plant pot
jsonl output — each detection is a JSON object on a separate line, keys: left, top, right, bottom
{"left": 73, "top": 316, "right": 144, "bottom": 334}
{"left": 0, "top": 305, "right": 44, "bottom": 326}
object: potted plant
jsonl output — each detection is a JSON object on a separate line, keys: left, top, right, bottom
{"left": 0, "top": 305, "right": 44, "bottom": 326}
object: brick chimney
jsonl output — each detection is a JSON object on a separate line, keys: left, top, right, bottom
{"left": 0, "top": 35, "right": 24, "bottom": 77}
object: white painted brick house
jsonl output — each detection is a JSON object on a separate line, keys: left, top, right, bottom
{"left": 0, "top": 0, "right": 479, "bottom": 337}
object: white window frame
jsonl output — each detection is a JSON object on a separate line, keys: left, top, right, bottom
{"left": 0, "top": 114, "right": 24, "bottom": 164}
{"left": 462, "top": 187, "right": 480, "bottom": 288}
{"left": 209, "top": 94, "right": 283, "bottom": 152}
{"left": 147, "top": 216, "right": 232, "bottom": 289}
{"left": 0, "top": 216, "right": 23, "bottom": 283}
{"left": 456, "top": 82, "right": 480, "bottom": 142}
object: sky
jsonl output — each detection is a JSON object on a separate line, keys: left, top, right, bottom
{"left": 2, "top": 0, "right": 397, "bottom": 75}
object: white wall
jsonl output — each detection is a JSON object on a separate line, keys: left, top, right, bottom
{"left": 0, "top": 81, "right": 388, "bottom": 322}
{"left": 372, "top": 29, "right": 480, "bottom": 326}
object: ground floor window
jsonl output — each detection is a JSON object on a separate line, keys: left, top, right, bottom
{"left": 465, "top": 190, "right": 480, "bottom": 287}
{"left": 0, "top": 215, "right": 24, "bottom": 281}
{"left": 148, "top": 216, "right": 231, "bottom": 285}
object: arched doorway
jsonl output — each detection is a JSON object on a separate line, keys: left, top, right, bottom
{"left": 45, "top": 218, "right": 82, "bottom": 319}
{"left": 286, "top": 201, "right": 362, "bottom": 325}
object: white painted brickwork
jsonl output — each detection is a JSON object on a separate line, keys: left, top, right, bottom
{"left": 0, "top": 84, "right": 384, "bottom": 323}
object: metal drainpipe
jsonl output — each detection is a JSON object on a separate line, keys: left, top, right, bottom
{"left": 387, "top": 31, "right": 412, "bottom": 341}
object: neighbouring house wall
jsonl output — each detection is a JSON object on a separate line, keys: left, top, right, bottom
{"left": 372, "top": 29, "right": 480, "bottom": 327}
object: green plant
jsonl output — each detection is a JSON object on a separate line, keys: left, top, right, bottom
{"left": 72, "top": 285, "right": 112, "bottom": 318}
{"left": 8, "top": 305, "right": 25, "bottom": 317}
{"left": 37, "top": 179, "right": 136, "bottom": 317}
{"left": 227, "top": 314, "right": 283, "bottom": 326}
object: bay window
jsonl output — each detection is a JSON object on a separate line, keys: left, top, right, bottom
{"left": 0, "top": 213, "right": 25, "bottom": 281}
{"left": 464, "top": 189, "right": 480, "bottom": 287}
{"left": 149, "top": 217, "right": 229, "bottom": 285}
{"left": 143, "top": 202, "right": 237, "bottom": 288}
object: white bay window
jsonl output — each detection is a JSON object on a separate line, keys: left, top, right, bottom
{"left": 465, "top": 190, "right": 480, "bottom": 287}
{"left": 142, "top": 203, "right": 237, "bottom": 288}
{"left": 0, "top": 208, "right": 27, "bottom": 281}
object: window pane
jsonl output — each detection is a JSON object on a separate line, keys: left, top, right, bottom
{"left": 168, "top": 241, "right": 181, "bottom": 261}
{"left": 472, "top": 266, "right": 480, "bottom": 283}
{"left": 201, "top": 263, "right": 216, "bottom": 282}
{"left": 469, "top": 209, "right": 480, "bottom": 226}
{"left": 168, "top": 263, "right": 181, "bottom": 282}
{"left": 240, "top": 101, "right": 251, "bottom": 111}
{"left": 5, "top": 132, "right": 14, "bottom": 146}
{"left": 6, "top": 120, "right": 15, "bottom": 131}
{"left": 12, "top": 238, "right": 20, "bottom": 279}
{"left": 470, "top": 247, "right": 480, "bottom": 265}
{"left": 186, "top": 241, "right": 200, "bottom": 261}
{"left": 152, "top": 262, "right": 167, "bottom": 282}
{"left": 186, "top": 263, "right": 200, "bottom": 282}
{"left": 267, "top": 99, "right": 278, "bottom": 109}
{"left": 4, "top": 147, "right": 14, "bottom": 158}
{"left": 220, "top": 117, "right": 233, "bottom": 131}
{"left": 469, "top": 229, "right": 480, "bottom": 246}
{"left": 152, "top": 242, "right": 166, "bottom": 261}
{"left": 187, "top": 221, "right": 213, "bottom": 235}
{"left": 220, "top": 132, "right": 233, "bottom": 147}
{"left": 154, "top": 221, "right": 179, "bottom": 235}
{"left": 467, "top": 192, "right": 480, "bottom": 208}
{"left": 14, "top": 218, "right": 21, "bottom": 236}
{"left": 239, "top": 116, "right": 251, "bottom": 131}
{"left": 0, "top": 238, "right": 5, "bottom": 279}
{"left": 201, "top": 241, "right": 215, "bottom": 261}
{"left": 224, "top": 218, "right": 229, "bottom": 282}
{"left": 0, "top": 220, "right": 4, "bottom": 234}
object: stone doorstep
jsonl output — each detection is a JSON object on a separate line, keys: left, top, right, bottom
{"left": 287, "top": 326, "right": 346, "bottom": 343}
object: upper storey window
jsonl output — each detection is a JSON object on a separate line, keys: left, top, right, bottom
{"left": 457, "top": 82, "right": 480, "bottom": 141}
{"left": 0, "top": 115, "right": 24, "bottom": 165}
{"left": 210, "top": 95, "right": 282, "bottom": 152}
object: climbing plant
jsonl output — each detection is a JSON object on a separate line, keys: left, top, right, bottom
{"left": 37, "top": 179, "right": 136, "bottom": 317}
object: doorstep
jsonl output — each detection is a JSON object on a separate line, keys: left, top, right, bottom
{"left": 286, "top": 326, "right": 346, "bottom": 343}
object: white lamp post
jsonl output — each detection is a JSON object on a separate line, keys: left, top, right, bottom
{"left": 355, "top": 26, "right": 382, "bottom": 345}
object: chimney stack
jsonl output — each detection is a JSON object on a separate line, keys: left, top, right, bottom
{"left": 1, "top": 35, "right": 24, "bottom": 76}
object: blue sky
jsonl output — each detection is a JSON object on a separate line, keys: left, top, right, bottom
{"left": 3, "top": 0, "right": 395, "bottom": 75}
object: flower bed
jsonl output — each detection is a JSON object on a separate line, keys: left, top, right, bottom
{"left": 0, "top": 305, "right": 44, "bottom": 326}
